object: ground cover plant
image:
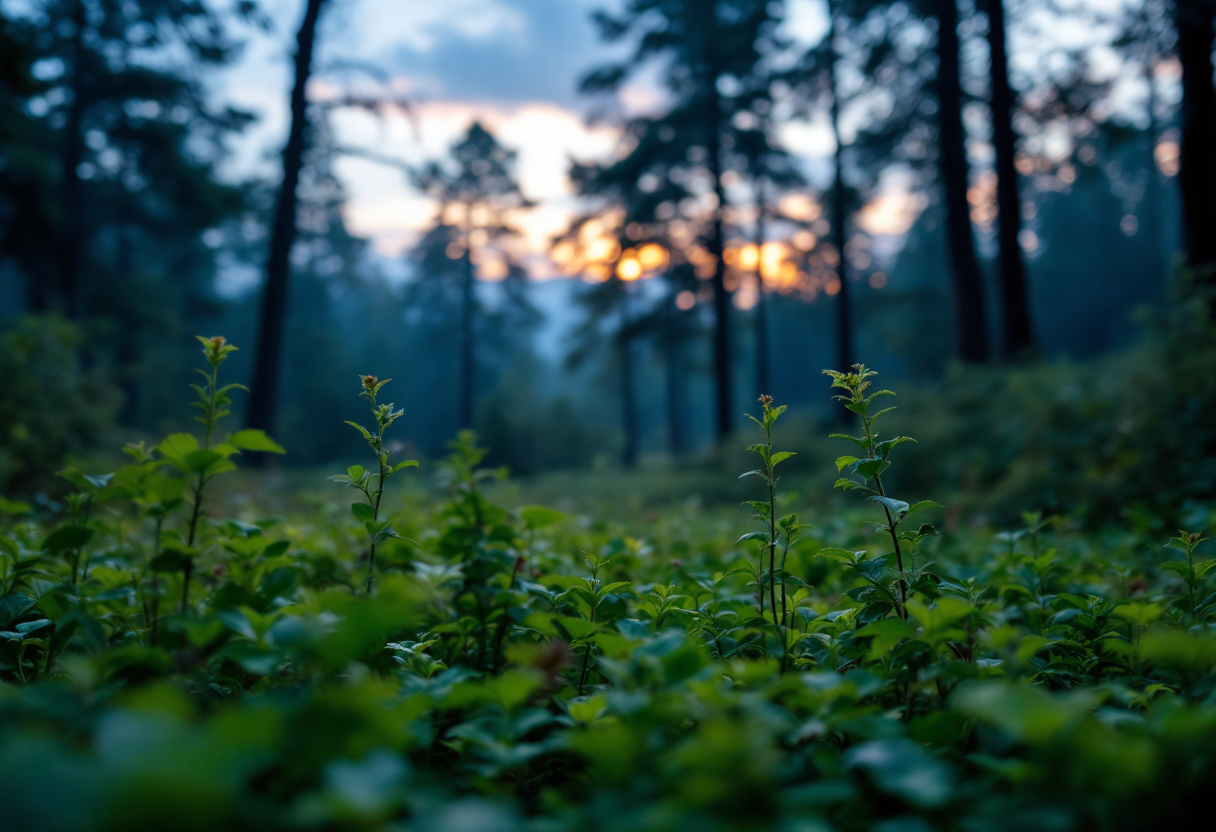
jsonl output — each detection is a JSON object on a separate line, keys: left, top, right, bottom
{"left": 1, "top": 336, "right": 1215, "bottom": 832}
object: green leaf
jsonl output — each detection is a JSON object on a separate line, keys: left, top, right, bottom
{"left": 351, "top": 502, "right": 375, "bottom": 523}
{"left": 736, "top": 531, "right": 771, "bottom": 544}
{"left": 0, "top": 593, "right": 36, "bottom": 628}
{"left": 157, "top": 432, "right": 200, "bottom": 463}
{"left": 520, "top": 506, "right": 566, "bottom": 530}
{"left": 42, "top": 525, "right": 92, "bottom": 553}
{"left": 568, "top": 695, "right": 607, "bottom": 723}
{"left": 598, "top": 581, "right": 633, "bottom": 597}
{"left": 1159, "top": 561, "right": 1193, "bottom": 579}
{"left": 15, "top": 619, "right": 50, "bottom": 635}
{"left": 835, "top": 455, "right": 860, "bottom": 471}
{"left": 855, "top": 458, "right": 891, "bottom": 480}
{"left": 829, "top": 433, "right": 868, "bottom": 450}
{"left": 345, "top": 421, "right": 373, "bottom": 440}
{"left": 869, "top": 495, "right": 910, "bottom": 516}
{"left": 746, "top": 443, "right": 771, "bottom": 462}
{"left": 816, "top": 547, "right": 861, "bottom": 563}
{"left": 186, "top": 449, "right": 238, "bottom": 476}
{"left": 347, "top": 464, "right": 365, "bottom": 481}
{"left": 769, "top": 451, "right": 796, "bottom": 466}
{"left": 227, "top": 429, "right": 286, "bottom": 454}
{"left": 391, "top": 459, "right": 419, "bottom": 473}
{"left": 907, "top": 500, "right": 944, "bottom": 516}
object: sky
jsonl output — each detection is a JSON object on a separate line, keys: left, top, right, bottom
{"left": 210, "top": 0, "right": 1147, "bottom": 290}
{"left": 215, "top": 0, "right": 844, "bottom": 283}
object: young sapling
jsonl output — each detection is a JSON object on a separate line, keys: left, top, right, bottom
{"left": 333, "top": 375, "right": 418, "bottom": 595}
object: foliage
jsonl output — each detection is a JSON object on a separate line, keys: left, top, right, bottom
{"left": 0, "top": 335, "right": 1215, "bottom": 830}
{"left": 0, "top": 315, "right": 121, "bottom": 494}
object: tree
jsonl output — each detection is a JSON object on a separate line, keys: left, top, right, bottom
{"left": 934, "top": 0, "right": 990, "bottom": 362}
{"left": 733, "top": 102, "right": 805, "bottom": 399}
{"left": 1172, "top": 0, "right": 1216, "bottom": 307}
{"left": 0, "top": 0, "right": 249, "bottom": 320}
{"left": 1113, "top": 0, "right": 1176, "bottom": 285}
{"left": 984, "top": 0, "right": 1034, "bottom": 357}
{"left": 582, "top": 0, "right": 784, "bottom": 440}
{"left": 247, "top": 0, "right": 329, "bottom": 439}
{"left": 0, "top": 10, "right": 57, "bottom": 313}
{"left": 787, "top": 0, "right": 891, "bottom": 376}
{"left": 410, "top": 122, "right": 533, "bottom": 431}
{"left": 827, "top": 0, "right": 853, "bottom": 377}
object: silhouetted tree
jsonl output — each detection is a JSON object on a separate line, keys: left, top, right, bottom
{"left": 1, "top": 0, "right": 248, "bottom": 321}
{"left": 581, "top": 0, "right": 784, "bottom": 440}
{"left": 411, "top": 122, "right": 533, "bottom": 430}
{"left": 1172, "top": 0, "right": 1216, "bottom": 307}
{"left": 984, "top": 0, "right": 1034, "bottom": 357}
{"left": 247, "top": 0, "right": 329, "bottom": 439}
{"left": 934, "top": 0, "right": 990, "bottom": 362}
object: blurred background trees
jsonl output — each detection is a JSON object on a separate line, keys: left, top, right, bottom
{"left": 0, "top": 0, "right": 1212, "bottom": 516}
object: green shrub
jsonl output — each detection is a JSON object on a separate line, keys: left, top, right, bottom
{"left": 0, "top": 315, "right": 121, "bottom": 494}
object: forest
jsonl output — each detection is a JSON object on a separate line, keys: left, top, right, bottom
{"left": 0, "top": 0, "right": 1214, "bottom": 829}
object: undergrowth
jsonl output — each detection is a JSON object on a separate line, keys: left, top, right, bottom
{"left": 0, "top": 335, "right": 1214, "bottom": 831}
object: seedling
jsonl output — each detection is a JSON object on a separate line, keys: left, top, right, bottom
{"left": 332, "top": 375, "right": 418, "bottom": 595}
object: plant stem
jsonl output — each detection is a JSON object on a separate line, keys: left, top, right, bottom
{"left": 150, "top": 516, "right": 162, "bottom": 645}
{"left": 183, "top": 361, "right": 220, "bottom": 615}
{"left": 765, "top": 425, "right": 778, "bottom": 627}
{"left": 861, "top": 413, "right": 908, "bottom": 619}
{"left": 365, "top": 392, "right": 388, "bottom": 596}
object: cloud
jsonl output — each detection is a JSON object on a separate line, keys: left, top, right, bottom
{"left": 331, "top": 101, "right": 619, "bottom": 266}
{"left": 348, "top": 0, "right": 610, "bottom": 108}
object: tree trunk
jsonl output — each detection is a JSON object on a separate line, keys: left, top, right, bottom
{"left": 985, "top": 0, "right": 1034, "bottom": 357}
{"left": 707, "top": 77, "right": 734, "bottom": 439}
{"left": 58, "top": 0, "right": 87, "bottom": 319}
{"left": 1142, "top": 55, "right": 1167, "bottom": 283}
{"left": 619, "top": 284, "right": 638, "bottom": 468}
{"left": 934, "top": 0, "right": 990, "bottom": 362}
{"left": 246, "top": 0, "right": 327, "bottom": 436}
{"left": 458, "top": 245, "right": 476, "bottom": 430}
{"left": 1174, "top": 0, "right": 1216, "bottom": 306}
{"left": 829, "top": 8, "right": 853, "bottom": 377}
{"left": 664, "top": 281, "right": 686, "bottom": 456}
{"left": 753, "top": 185, "right": 770, "bottom": 397}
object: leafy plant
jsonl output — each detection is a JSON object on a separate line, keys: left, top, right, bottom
{"left": 157, "top": 336, "right": 284, "bottom": 612}
{"left": 738, "top": 395, "right": 812, "bottom": 668}
{"left": 825, "top": 364, "right": 941, "bottom": 620}
{"left": 332, "top": 374, "right": 418, "bottom": 594}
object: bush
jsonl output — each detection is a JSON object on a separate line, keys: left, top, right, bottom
{"left": 0, "top": 315, "right": 121, "bottom": 494}
{"left": 890, "top": 296, "right": 1216, "bottom": 525}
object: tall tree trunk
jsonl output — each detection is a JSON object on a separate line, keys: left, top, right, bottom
{"left": 664, "top": 280, "right": 686, "bottom": 456}
{"left": 934, "top": 0, "right": 990, "bottom": 362}
{"left": 619, "top": 285, "right": 638, "bottom": 468}
{"left": 707, "top": 77, "right": 734, "bottom": 439}
{"left": 1142, "top": 55, "right": 1167, "bottom": 282}
{"left": 458, "top": 245, "right": 476, "bottom": 430}
{"left": 828, "top": 6, "right": 853, "bottom": 376}
{"left": 246, "top": 0, "right": 327, "bottom": 436}
{"left": 753, "top": 185, "right": 770, "bottom": 397}
{"left": 58, "top": 0, "right": 87, "bottom": 319}
{"left": 985, "top": 0, "right": 1034, "bottom": 357}
{"left": 1173, "top": 0, "right": 1216, "bottom": 308}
